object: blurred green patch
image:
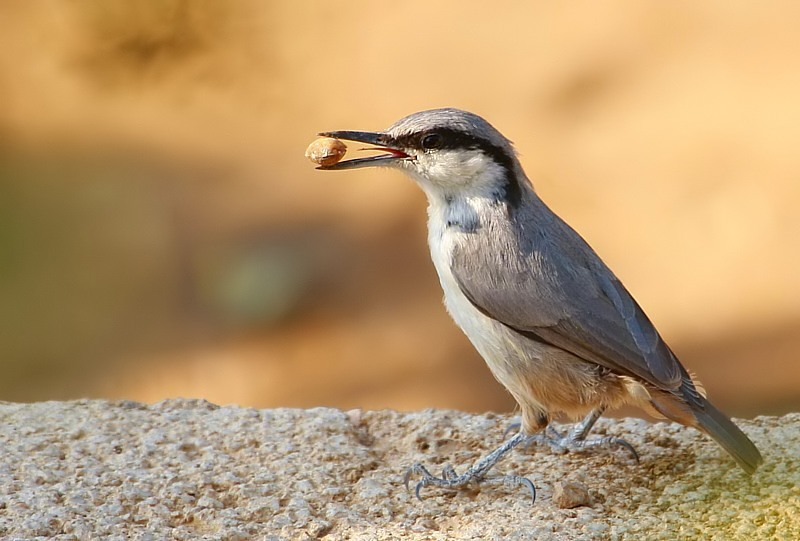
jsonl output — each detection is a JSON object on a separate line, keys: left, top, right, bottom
{"left": 0, "top": 154, "right": 178, "bottom": 399}
{"left": 0, "top": 151, "right": 322, "bottom": 401}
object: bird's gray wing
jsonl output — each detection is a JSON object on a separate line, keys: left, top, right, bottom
{"left": 450, "top": 221, "right": 682, "bottom": 390}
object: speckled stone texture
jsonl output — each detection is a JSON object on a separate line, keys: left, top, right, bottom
{"left": 0, "top": 400, "right": 796, "bottom": 540}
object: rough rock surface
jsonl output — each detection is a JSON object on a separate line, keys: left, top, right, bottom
{"left": 0, "top": 400, "right": 796, "bottom": 540}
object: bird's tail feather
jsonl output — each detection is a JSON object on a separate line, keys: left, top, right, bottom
{"left": 693, "top": 399, "right": 762, "bottom": 474}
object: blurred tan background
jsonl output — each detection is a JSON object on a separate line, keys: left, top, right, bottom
{"left": 1, "top": 1, "right": 798, "bottom": 418}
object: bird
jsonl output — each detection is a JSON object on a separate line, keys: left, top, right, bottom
{"left": 315, "top": 108, "right": 762, "bottom": 500}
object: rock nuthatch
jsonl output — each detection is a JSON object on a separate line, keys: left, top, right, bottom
{"left": 316, "top": 108, "right": 762, "bottom": 500}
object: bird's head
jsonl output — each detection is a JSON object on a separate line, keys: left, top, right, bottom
{"left": 318, "top": 108, "right": 524, "bottom": 205}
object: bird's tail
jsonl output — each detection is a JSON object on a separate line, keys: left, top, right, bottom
{"left": 692, "top": 398, "right": 763, "bottom": 474}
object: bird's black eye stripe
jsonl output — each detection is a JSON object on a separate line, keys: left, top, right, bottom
{"left": 394, "top": 128, "right": 504, "bottom": 155}
{"left": 392, "top": 127, "right": 522, "bottom": 207}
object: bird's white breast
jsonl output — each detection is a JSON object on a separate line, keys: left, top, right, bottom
{"left": 425, "top": 197, "right": 533, "bottom": 384}
{"left": 426, "top": 204, "right": 478, "bottom": 332}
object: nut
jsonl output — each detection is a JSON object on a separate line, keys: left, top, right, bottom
{"left": 305, "top": 137, "right": 347, "bottom": 166}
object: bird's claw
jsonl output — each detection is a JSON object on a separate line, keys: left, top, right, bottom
{"left": 403, "top": 462, "right": 536, "bottom": 504}
{"left": 441, "top": 464, "right": 458, "bottom": 480}
{"left": 523, "top": 431, "right": 639, "bottom": 463}
{"left": 403, "top": 463, "right": 441, "bottom": 501}
{"left": 505, "top": 415, "right": 639, "bottom": 463}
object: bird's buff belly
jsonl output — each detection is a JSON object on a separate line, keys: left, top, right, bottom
{"left": 442, "top": 285, "right": 642, "bottom": 432}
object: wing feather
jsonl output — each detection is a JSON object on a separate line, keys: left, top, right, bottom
{"left": 450, "top": 205, "right": 682, "bottom": 390}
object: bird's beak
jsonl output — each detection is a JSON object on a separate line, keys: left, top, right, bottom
{"left": 315, "top": 130, "right": 411, "bottom": 170}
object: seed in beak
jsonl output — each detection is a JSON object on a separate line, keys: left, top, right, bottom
{"left": 305, "top": 137, "right": 347, "bottom": 167}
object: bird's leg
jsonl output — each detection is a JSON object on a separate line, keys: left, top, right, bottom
{"left": 404, "top": 431, "right": 536, "bottom": 503}
{"left": 558, "top": 407, "right": 605, "bottom": 441}
{"left": 513, "top": 408, "right": 639, "bottom": 462}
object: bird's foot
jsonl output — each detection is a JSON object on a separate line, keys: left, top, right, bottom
{"left": 403, "top": 463, "right": 536, "bottom": 503}
{"left": 522, "top": 425, "right": 639, "bottom": 463}
{"left": 403, "top": 431, "right": 536, "bottom": 503}
{"left": 504, "top": 409, "right": 639, "bottom": 463}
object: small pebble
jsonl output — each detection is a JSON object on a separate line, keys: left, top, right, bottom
{"left": 553, "top": 480, "right": 591, "bottom": 509}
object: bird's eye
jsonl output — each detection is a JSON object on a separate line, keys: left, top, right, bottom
{"left": 420, "top": 133, "right": 442, "bottom": 150}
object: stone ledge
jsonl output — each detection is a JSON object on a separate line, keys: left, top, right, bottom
{"left": 0, "top": 400, "right": 796, "bottom": 540}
